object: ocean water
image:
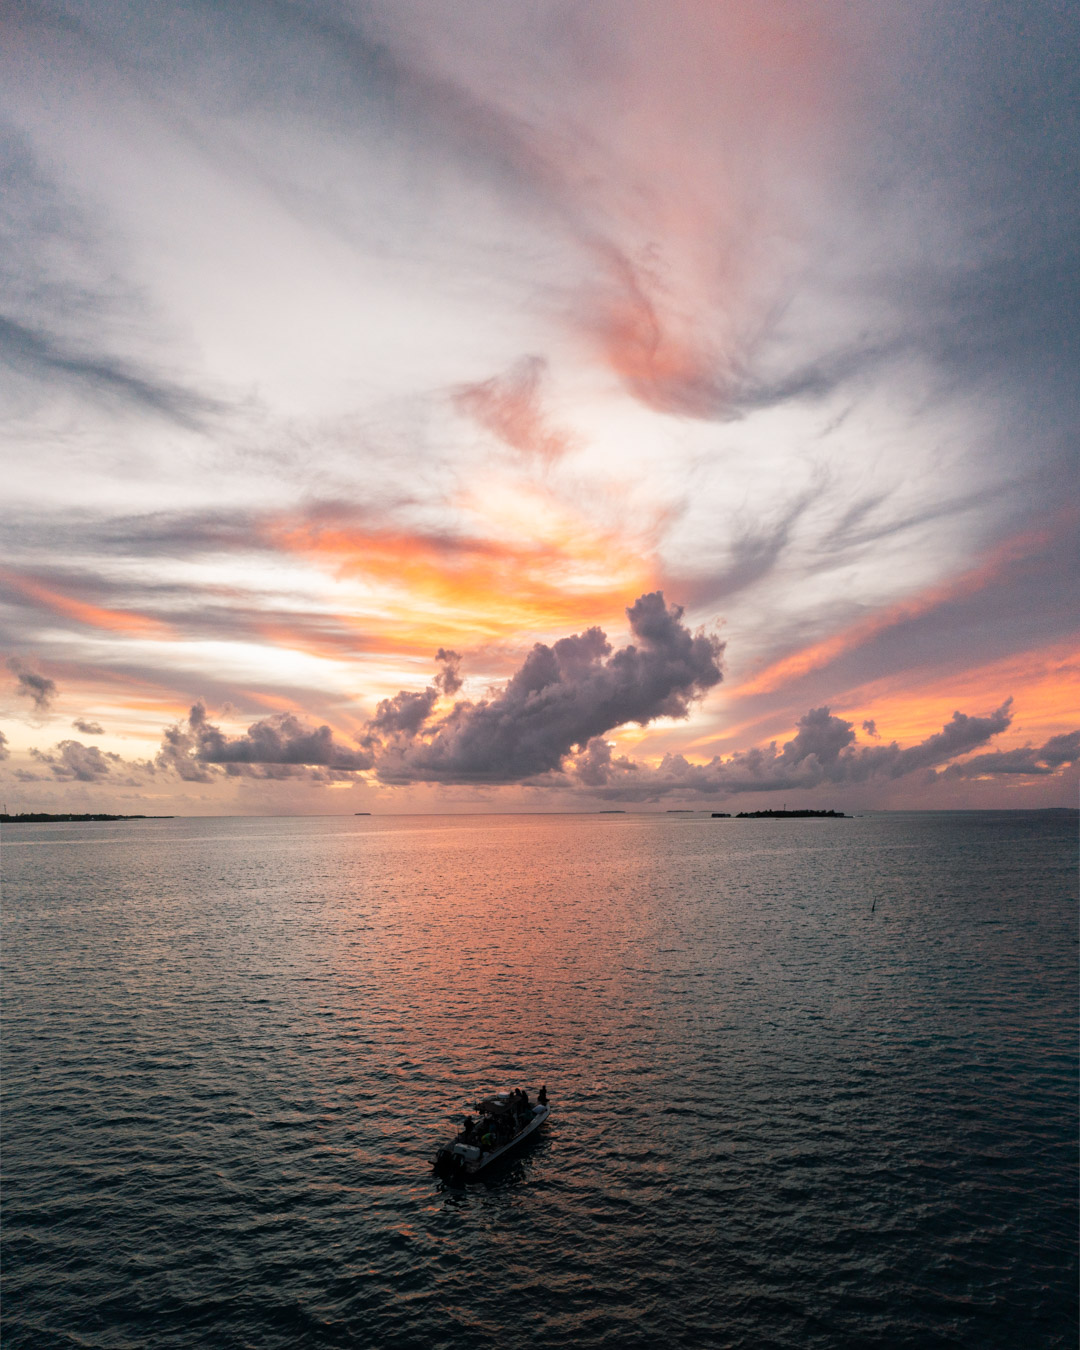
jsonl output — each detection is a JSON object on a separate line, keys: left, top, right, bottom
{"left": 1, "top": 810, "right": 1076, "bottom": 1349}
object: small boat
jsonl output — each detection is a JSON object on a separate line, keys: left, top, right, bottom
{"left": 434, "top": 1088, "right": 550, "bottom": 1177}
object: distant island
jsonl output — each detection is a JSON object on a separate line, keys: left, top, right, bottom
{"left": 0, "top": 813, "right": 173, "bottom": 824}
{"left": 711, "top": 812, "right": 731, "bottom": 817}
{"left": 354, "top": 812, "right": 371, "bottom": 816}
{"left": 597, "top": 809, "right": 626, "bottom": 813}
{"left": 735, "top": 809, "right": 848, "bottom": 819}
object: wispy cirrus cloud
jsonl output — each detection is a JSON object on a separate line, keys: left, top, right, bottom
{"left": 0, "top": 126, "right": 226, "bottom": 431}
{"left": 733, "top": 511, "right": 1080, "bottom": 700}
{"left": 1, "top": 569, "right": 173, "bottom": 640}
{"left": 0, "top": 313, "right": 222, "bottom": 428}
{"left": 455, "top": 357, "right": 576, "bottom": 465}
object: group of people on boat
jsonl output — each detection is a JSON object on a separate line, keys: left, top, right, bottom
{"left": 456, "top": 1085, "right": 548, "bottom": 1153}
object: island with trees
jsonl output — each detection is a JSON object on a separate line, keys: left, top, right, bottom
{"left": 0, "top": 813, "right": 174, "bottom": 823}
{"left": 733, "top": 809, "right": 848, "bottom": 819}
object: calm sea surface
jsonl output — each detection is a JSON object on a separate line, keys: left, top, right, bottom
{"left": 2, "top": 811, "right": 1077, "bottom": 1349}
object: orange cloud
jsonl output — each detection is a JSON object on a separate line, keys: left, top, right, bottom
{"left": 455, "top": 357, "right": 577, "bottom": 464}
{"left": 734, "top": 515, "right": 1075, "bottom": 699}
{"left": 1, "top": 571, "right": 173, "bottom": 640}
{"left": 262, "top": 500, "right": 658, "bottom": 649}
{"left": 565, "top": 0, "right": 840, "bottom": 416}
{"left": 835, "top": 641, "right": 1080, "bottom": 749}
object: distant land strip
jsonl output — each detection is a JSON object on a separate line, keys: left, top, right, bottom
{"left": 724, "top": 809, "right": 848, "bottom": 819}
{"left": 0, "top": 814, "right": 175, "bottom": 823}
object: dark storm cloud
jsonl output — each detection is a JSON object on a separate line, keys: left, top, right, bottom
{"left": 156, "top": 702, "right": 372, "bottom": 780}
{"left": 71, "top": 718, "right": 104, "bottom": 734}
{"left": 369, "top": 593, "right": 723, "bottom": 784}
{"left": 567, "top": 701, "right": 1022, "bottom": 800}
{"left": 8, "top": 657, "right": 56, "bottom": 710}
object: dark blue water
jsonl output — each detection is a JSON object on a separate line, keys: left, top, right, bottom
{"left": 2, "top": 811, "right": 1077, "bottom": 1348}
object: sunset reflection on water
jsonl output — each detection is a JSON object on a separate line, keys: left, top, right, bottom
{"left": 2, "top": 812, "right": 1076, "bottom": 1348}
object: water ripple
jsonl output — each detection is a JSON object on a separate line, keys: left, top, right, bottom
{"left": 2, "top": 811, "right": 1076, "bottom": 1348}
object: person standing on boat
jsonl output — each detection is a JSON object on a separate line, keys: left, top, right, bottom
{"left": 538, "top": 1085, "right": 548, "bottom": 1105}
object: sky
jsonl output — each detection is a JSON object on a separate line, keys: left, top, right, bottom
{"left": 1, "top": 0, "right": 1077, "bottom": 815}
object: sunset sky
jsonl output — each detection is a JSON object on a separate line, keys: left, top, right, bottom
{"left": 2, "top": 0, "right": 1077, "bottom": 813}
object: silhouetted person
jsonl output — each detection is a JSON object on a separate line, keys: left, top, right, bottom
{"left": 538, "top": 1085, "right": 548, "bottom": 1105}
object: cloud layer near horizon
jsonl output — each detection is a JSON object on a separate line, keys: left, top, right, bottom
{"left": 562, "top": 702, "right": 1045, "bottom": 800}
{"left": 133, "top": 595, "right": 1077, "bottom": 801}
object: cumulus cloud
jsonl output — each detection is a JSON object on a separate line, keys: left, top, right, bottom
{"left": 26, "top": 734, "right": 147, "bottom": 788}
{"left": 0, "top": 728, "right": 9, "bottom": 760}
{"left": 434, "top": 648, "right": 463, "bottom": 697}
{"left": 361, "top": 648, "right": 465, "bottom": 747}
{"left": 565, "top": 700, "right": 1023, "bottom": 799}
{"left": 8, "top": 657, "right": 57, "bottom": 711}
{"left": 156, "top": 714, "right": 217, "bottom": 782}
{"left": 142, "top": 610, "right": 1076, "bottom": 802}
{"left": 941, "top": 729, "right": 1080, "bottom": 779}
{"left": 72, "top": 718, "right": 104, "bottom": 735}
{"left": 365, "top": 686, "right": 441, "bottom": 741}
{"left": 368, "top": 592, "right": 723, "bottom": 783}
{"left": 157, "top": 702, "right": 373, "bottom": 780}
